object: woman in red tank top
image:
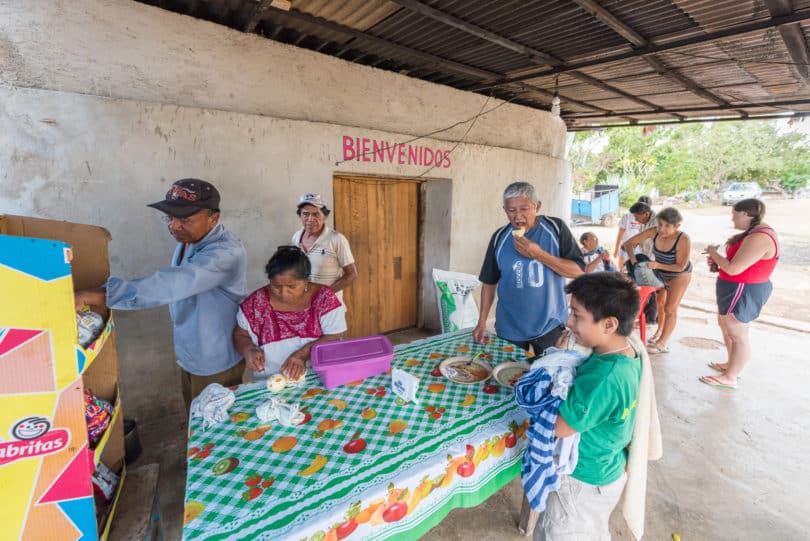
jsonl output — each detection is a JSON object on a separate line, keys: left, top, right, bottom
{"left": 700, "top": 199, "right": 778, "bottom": 390}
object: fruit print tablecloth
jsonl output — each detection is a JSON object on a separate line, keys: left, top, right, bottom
{"left": 183, "top": 330, "right": 531, "bottom": 541}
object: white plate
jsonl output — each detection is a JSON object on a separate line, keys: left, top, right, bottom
{"left": 439, "top": 356, "right": 492, "bottom": 384}
{"left": 492, "top": 362, "right": 530, "bottom": 388}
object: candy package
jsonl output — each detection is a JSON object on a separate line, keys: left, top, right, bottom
{"left": 84, "top": 388, "right": 113, "bottom": 447}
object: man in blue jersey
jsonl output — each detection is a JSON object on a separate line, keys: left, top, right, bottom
{"left": 473, "top": 182, "right": 585, "bottom": 355}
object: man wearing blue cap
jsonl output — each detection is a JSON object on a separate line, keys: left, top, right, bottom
{"left": 75, "top": 179, "right": 248, "bottom": 409}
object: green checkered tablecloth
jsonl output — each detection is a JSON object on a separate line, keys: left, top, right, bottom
{"left": 183, "top": 330, "right": 531, "bottom": 541}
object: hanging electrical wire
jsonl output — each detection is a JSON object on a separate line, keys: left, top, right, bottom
{"left": 334, "top": 90, "right": 514, "bottom": 167}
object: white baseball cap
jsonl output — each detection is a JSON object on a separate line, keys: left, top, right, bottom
{"left": 297, "top": 193, "right": 327, "bottom": 209}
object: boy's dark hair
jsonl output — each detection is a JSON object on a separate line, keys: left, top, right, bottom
{"left": 629, "top": 201, "right": 651, "bottom": 215}
{"left": 565, "top": 272, "right": 640, "bottom": 336}
{"left": 265, "top": 245, "right": 312, "bottom": 280}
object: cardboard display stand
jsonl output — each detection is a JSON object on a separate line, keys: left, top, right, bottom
{"left": 0, "top": 214, "right": 126, "bottom": 540}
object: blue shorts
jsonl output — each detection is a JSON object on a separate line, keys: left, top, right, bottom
{"left": 716, "top": 279, "right": 773, "bottom": 323}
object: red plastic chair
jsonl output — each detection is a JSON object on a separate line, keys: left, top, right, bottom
{"left": 636, "top": 285, "right": 662, "bottom": 345}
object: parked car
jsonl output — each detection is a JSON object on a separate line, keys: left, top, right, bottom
{"left": 721, "top": 182, "right": 762, "bottom": 205}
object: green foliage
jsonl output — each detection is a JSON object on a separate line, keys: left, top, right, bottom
{"left": 780, "top": 172, "right": 807, "bottom": 194}
{"left": 569, "top": 121, "right": 810, "bottom": 197}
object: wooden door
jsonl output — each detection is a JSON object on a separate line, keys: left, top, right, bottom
{"left": 333, "top": 176, "right": 420, "bottom": 337}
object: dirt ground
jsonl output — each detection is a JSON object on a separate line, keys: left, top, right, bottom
{"left": 571, "top": 197, "right": 810, "bottom": 322}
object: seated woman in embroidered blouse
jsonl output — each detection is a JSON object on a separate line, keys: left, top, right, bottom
{"left": 233, "top": 246, "right": 347, "bottom": 381}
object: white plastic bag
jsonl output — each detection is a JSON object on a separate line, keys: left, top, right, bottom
{"left": 432, "top": 269, "right": 480, "bottom": 333}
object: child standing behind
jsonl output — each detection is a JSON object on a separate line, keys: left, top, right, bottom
{"left": 580, "top": 232, "right": 617, "bottom": 273}
{"left": 535, "top": 273, "right": 641, "bottom": 541}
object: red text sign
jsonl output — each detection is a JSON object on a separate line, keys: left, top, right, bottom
{"left": 342, "top": 136, "right": 452, "bottom": 169}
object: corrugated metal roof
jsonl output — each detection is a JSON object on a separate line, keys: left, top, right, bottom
{"left": 293, "top": 0, "right": 399, "bottom": 31}
{"left": 136, "top": 0, "right": 810, "bottom": 129}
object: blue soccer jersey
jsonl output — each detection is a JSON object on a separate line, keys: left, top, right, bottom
{"left": 479, "top": 216, "right": 584, "bottom": 342}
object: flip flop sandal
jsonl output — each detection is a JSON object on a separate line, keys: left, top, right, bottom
{"left": 707, "top": 363, "right": 742, "bottom": 379}
{"left": 646, "top": 343, "right": 670, "bottom": 354}
{"left": 699, "top": 375, "right": 737, "bottom": 390}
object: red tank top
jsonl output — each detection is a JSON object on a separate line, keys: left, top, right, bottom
{"left": 718, "top": 227, "right": 778, "bottom": 284}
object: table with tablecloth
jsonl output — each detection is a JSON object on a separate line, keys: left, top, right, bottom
{"left": 182, "top": 330, "right": 531, "bottom": 541}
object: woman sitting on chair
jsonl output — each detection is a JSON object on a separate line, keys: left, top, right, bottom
{"left": 233, "top": 246, "right": 346, "bottom": 380}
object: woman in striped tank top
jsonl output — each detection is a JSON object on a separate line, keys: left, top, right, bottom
{"left": 623, "top": 207, "right": 693, "bottom": 354}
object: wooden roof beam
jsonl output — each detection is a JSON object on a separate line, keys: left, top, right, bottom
{"left": 568, "top": 111, "right": 810, "bottom": 131}
{"left": 264, "top": 6, "right": 632, "bottom": 119}
{"left": 267, "top": 8, "right": 500, "bottom": 80}
{"left": 474, "top": 10, "right": 810, "bottom": 89}
{"left": 246, "top": 0, "right": 291, "bottom": 33}
{"left": 571, "top": 0, "right": 647, "bottom": 46}
{"left": 389, "top": 0, "right": 561, "bottom": 67}
{"left": 562, "top": 97, "right": 810, "bottom": 119}
{"left": 567, "top": 71, "right": 675, "bottom": 115}
{"left": 572, "top": 0, "right": 746, "bottom": 117}
{"left": 510, "top": 83, "right": 639, "bottom": 121}
{"left": 391, "top": 0, "right": 676, "bottom": 116}
{"left": 765, "top": 0, "right": 810, "bottom": 84}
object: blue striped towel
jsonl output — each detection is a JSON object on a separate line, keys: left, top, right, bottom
{"left": 514, "top": 366, "right": 563, "bottom": 511}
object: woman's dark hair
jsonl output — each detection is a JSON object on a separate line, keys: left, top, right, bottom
{"left": 629, "top": 201, "right": 651, "bottom": 215}
{"left": 656, "top": 207, "right": 683, "bottom": 226}
{"left": 296, "top": 205, "right": 331, "bottom": 217}
{"left": 728, "top": 198, "right": 766, "bottom": 245}
{"left": 565, "top": 272, "right": 640, "bottom": 337}
{"left": 265, "top": 245, "right": 311, "bottom": 280}
{"left": 637, "top": 195, "right": 652, "bottom": 206}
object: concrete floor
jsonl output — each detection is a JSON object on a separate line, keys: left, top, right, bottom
{"left": 115, "top": 305, "right": 810, "bottom": 540}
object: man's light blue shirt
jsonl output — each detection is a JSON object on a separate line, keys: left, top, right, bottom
{"left": 105, "top": 223, "right": 247, "bottom": 376}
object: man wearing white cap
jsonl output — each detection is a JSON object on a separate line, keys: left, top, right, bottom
{"left": 291, "top": 193, "right": 357, "bottom": 303}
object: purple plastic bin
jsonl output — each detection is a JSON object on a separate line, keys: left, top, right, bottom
{"left": 310, "top": 335, "right": 394, "bottom": 389}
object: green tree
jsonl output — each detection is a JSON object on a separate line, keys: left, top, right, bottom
{"left": 569, "top": 120, "right": 810, "bottom": 198}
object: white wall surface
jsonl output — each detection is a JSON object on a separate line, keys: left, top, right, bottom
{"left": 0, "top": 0, "right": 572, "bottom": 329}
{"left": 0, "top": 0, "right": 566, "bottom": 159}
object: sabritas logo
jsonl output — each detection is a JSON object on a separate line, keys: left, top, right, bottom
{"left": 0, "top": 417, "right": 70, "bottom": 467}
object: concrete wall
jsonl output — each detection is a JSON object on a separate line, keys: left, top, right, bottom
{"left": 0, "top": 0, "right": 572, "bottom": 331}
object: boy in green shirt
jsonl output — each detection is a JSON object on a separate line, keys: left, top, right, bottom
{"left": 536, "top": 272, "right": 641, "bottom": 541}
